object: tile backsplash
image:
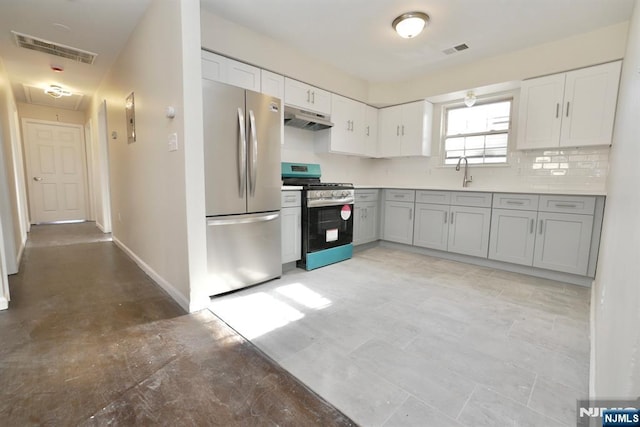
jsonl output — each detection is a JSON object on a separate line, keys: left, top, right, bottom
{"left": 281, "top": 127, "right": 610, "bottom": 194}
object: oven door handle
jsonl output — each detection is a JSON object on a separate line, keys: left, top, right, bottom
{"left": 307, "top": 198, "right": 354, "bottom": 208}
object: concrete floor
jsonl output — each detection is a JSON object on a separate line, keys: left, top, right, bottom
{"left": 210, "top": 244, "right": 591, "bottom": 426}
{"left": 0, "top": 223, "right": 354, "bottom": 426}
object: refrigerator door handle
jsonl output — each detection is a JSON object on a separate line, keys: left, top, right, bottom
{"left": 248, "top": 109, "right": 258, "bottom": 196}
{"left": 237, "top": 107, "right": 247, "bottom": 197}
{"left": 207, "top": 212, "right": 279, "bottom": 227}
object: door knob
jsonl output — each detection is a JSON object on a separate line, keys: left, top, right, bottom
{"left": 33, "top": 177, "right": 43, "bottom": 181}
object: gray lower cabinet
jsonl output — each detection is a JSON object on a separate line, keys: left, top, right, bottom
{"left": 354, "top": 201, "right": 379, "bottom": 245}
{"left": 413, "top": 203, "right": 449, "bottom": 251}
{"left": 281, "top": 191, "right": 301, "bottom": 263}
{"left": 489, "top": 208, "right": 538, "bottom": 266}
{"left": 413, "top": 191, "right": 491, "bottom": 258}
{"left": 447, "top": 206, "right": 492, "bottom": 258}
{"left": 383, "top": 201, "right": 414, "bottom": 244}
{"left": 533, "top": 211, "right": 593, "bottom": 275}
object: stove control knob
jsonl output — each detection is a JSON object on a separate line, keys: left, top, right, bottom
{"left": 342, "top": 190, "right": 348, "bottom": 197}
{"left": 332, "top": 190, "right": 340, "bottom": 197}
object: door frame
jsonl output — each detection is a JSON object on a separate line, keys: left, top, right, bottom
{"left": 22, "top": 118, "right": 90, "bottom": 224}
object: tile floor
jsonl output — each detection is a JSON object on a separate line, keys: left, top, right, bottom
{"left": 209, "top": 245, "right": 591, "bottom": 426}
{"left": 1, "top": 223, "right": 355, "bottom": 426}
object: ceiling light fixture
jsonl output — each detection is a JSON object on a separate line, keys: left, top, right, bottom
{"left": 464, "top": 91, "right": 477, "bottom": 107}
{"left": 44, "top": 84, "right": 72, "bottom": 99}
{"left": 392, "top": 11, "right": 430, "bottom": 39}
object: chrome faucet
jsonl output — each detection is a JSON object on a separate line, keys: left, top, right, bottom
{"left": 455, "top": 156, "right": 473, "bottom": 187}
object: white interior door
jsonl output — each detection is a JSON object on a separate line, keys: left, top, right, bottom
{"left": 24, "top": 121, "right": 88, "bottom": 224}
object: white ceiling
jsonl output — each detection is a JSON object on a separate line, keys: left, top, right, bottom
{"left": 200, "top": 0, "right": 636, "bottom": 82}
{"left": 0, "top": 0, "right": 150, "bottom": 111}
{"left": 0, "top": 0, "right": 635, "bottom": 112}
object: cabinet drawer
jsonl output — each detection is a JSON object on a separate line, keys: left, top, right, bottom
{"left": 281, "top": 191, "right": 301, "bottom": 208}
{"left": 450, "top": 192, "right": 492, "bottom": 208}
{"left": 416, "top": 190, "right": 450, "bottom": 205}
{"left": 493, "top": 194, "right": 539, "bottom": 211}
{"left": 385, "top": 189, "right": 415, "bottom": 202}
{"left": 355, "top": 190, "right": 379, "bottom": 203}
{"left": 538, "top": 195, "right": 595, "bottom": 215}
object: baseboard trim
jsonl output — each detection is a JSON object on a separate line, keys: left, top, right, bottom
{"left": 378, "top": 240, "right": 594, "bottom": 287}
{"left": 589, "top": 281, "right": 597, "bottom": 399}
{"left": 112, "top": 236, "right": 189, "bottom": 312}
{"left": 95, "top": 221, "right": 106, "bottom": 233}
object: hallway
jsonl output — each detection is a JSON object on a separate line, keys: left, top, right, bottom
{"left": 0, "top": 223, "right": 354, "bottom": 426}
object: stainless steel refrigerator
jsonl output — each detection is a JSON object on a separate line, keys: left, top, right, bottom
{"left": 203, "top": 80, "right": 282, "bottom": 296}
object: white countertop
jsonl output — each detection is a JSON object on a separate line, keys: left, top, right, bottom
{"left": 353, "top": 184, "right": 606, "bottom": 196}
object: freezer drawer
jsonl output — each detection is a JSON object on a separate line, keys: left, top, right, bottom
{"left": 206, "top": 211, "right": 282, "bottom": 296}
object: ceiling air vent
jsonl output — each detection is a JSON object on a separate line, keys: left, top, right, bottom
{"left": 442, "top": 43, "right": 470, "bottom": 55}
{"left": 12, "top": 31, "right": 97, "bottom": 65}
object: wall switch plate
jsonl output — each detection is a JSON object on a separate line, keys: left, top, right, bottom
{"left": 168, "top": 133, "right": 178, "bottom": 152}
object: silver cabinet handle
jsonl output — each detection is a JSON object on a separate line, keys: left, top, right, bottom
{"left": 248, "top": 110, "right": 258, "bottom": 196}
{"left": 555, "top": 203, "right": 577, "bottom": 208}
{"left": 530, "top": 218, "right": 534, "bottom": 234}
{"left": 506, "top": 200, "right": 524, "bottom": 205}
{"left": 237, "top": 107, "right": 247, "bottom": 197}
{"left": 366, "top": 125, "right": 370, "bottom": 136}
{"left": 33, "top": 176, "right": 43, "bottom": 182}
{"left": 311, "top": 91, "right": 315, "bottom": 104}
{"left": 539, "top": 219, "right": 544, "bottom": 235}
{"left": 306, "top": 89, "right": 310, "bottom": 103}
{"left": 401, "top": 125, "right": 405, "bottom": 136}
{"left": 566, "top": 101, "right": 570, "bottom": 117}
{"left": 396, "top": 125, "right": 400, "bottom": 136}
{"left": 444, "top": 211, "right": 447, "bottom": 224}
{"left": 360, "top": 195, "right": 368, "bottom": 199}
{"left": 450, "top": 212, "right": 454, "bottom": 224}
{"left": 556, "top": 103, "right": 559, "bottom": 118}
{"left": 409, "top": 208, "right": 412, "bottom": 220}
{"left": 393, "top": 194, "right": 404, "bottom": 198}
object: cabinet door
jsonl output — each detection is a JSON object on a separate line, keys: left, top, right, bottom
{"left": 226, "top": 58, "right": 261, "bottom": 91}
{"left": 353, "top": 204, "right": 365, "bottom": 245}
{"left": 560, "top": 61, "right": 621, "bottom": 147}
{"left": 364, "top": 106, "right": 378, "bottom": 157}
{"left": 202, "top": 51, "right": 227, "bottom": 82}
{"left": 400, "top": 101, "right": 431, "bottom": 157}
{"left": 378, "top": 106, "right": 403, "bottom": 157}
{"left": 281, "top": 206, "right": 301, "bottom": 263}
{"left": 413, "top": 203, "right": 449, "bottom": 251}
{"left": 361, "top": 202, "right": 379, "bottom": 244}
{"left": 328, "top": 94, "right": 365, "bottom": 155}
{"left": 447, "top": 206, "right": 491, "bottom": 258}
{"left": 383, "top": 201, "right": 414, "bottom": 244}
{"left": 284, "top": 78, "right": 331, "bottom": 115}
{"left": 488, "top": 209, "right": 537, "bottom": 266}
{"left": 261, "top": 70, "right": 285, "bottom": 99}
{"left": 533, "top": 212, "right": 593, "bottom": 275}
{"left": 516, "top": 73, "right": 565, "bottom": 150}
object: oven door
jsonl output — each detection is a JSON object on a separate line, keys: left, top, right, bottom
{"left": 305, "top": 203, "right": 353, "bottom": 253}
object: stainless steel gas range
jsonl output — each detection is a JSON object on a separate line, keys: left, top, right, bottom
{"left": 282, "top": 162, "right": 354, "bottom": 270}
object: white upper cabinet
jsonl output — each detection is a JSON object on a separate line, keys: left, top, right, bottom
{"left": 284, "top": 78, "right": 331, "bottom": 115}
{"left": 517, "top": 61, "right": 622, "bottom": 150}
{"left": 318, "top": 94, "right": 366, "bottom": 156}
{"left": 260, "top": 70, "right": 285, "bottom": 100}
{"left": 363, "top": 106, "right": 378, "bottom": 157}
{"left": 201, "top": 50, "right": 261, "bottom": 92}
{"left": 378, "top": 100, "right": 432, "bottom": 158}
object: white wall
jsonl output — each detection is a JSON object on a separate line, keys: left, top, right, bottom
{"left": 0, "top": 57, "right": 28, "bottom": 277}
{"left": 592, "top": 1, "right": 640, "bottom": 398}
{"left": 88, "top": 0, "right": 203, "bottom": 312}
{"left": 369, "top": 22, "right": 629, "bottom": 105}
{"left": 17, "top": 102, "right": 86, "bottom": 125}
{"left": 200, "top": 9, "right": 370, "bottom": 103}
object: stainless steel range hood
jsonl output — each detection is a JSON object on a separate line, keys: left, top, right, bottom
{"left": 284, "top": 106, "right": 333, "bottom": 131}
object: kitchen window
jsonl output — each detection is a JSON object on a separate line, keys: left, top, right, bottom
{"left": 443, "top": 99, "right": 512, "bottom": 165}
